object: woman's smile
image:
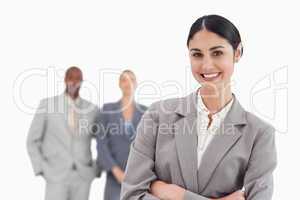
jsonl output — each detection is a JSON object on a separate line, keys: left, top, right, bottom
{"left": 199, "top": 72, "right": 222, "bottom": 82}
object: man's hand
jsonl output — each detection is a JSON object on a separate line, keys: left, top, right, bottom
{"left": 150, "top": 180, "right": 185, "bottom": 200}
{"left": 111, "top": 166, "right": 125, "bottom": 184}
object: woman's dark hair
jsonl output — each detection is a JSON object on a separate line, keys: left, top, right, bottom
{"left": 187, "top": 15, "right": 243, "bottom": 56}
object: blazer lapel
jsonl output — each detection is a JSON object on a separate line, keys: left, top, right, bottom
{"left": 197, "top": 95, "right": 247, "bottom": 192}
{"left": 132, "top": 103, "right": 144, "bottom": 130}
{"left": 131, "top": 104, "right": 140, "bottom": 128}
{"left": 115, "top": 100, "right": 128, "bottom": 140}
{"left": 49, "top": 94, "right": 71, "bottom": 147}
{"left": 119, "top": 100, "right": 142, "bottom": 141}
{"left": 174, "top": 92, "right": 199, "bottom": 193}
{"left": 62, "top": 94, "right": 74, "bottom": 134}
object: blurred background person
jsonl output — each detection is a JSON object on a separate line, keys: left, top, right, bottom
{"left": 27, "top": 66, "right": 101, "bottom": 200}
{"left": 96, "top": 70, "right": 147, "bottom": 200}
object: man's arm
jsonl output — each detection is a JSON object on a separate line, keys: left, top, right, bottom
{"left": 26, "top": 99, "right": 47, "bottom": 176}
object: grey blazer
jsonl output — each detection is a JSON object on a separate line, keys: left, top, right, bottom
{"left": 27, "top": 94, "right": 101, "bottom": 183}
{"left": 96, "top": 101, "right": 147, "bottom": 200}
{"left": 121, "top": 91, "right": 277, "bottom": 200}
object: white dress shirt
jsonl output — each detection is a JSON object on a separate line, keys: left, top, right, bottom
{"left": 197, "top": 94, "right": 234, "bottom": 168}
{"left": 65, "top": 94, "right": 81, "bottom": 133}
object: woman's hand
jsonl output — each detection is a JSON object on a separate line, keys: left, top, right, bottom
{"left": 150, "top": 180, "right": 185, "bottom": 200}
{"left": 213, "top": 190, "right": 245, "bottom": 200}
{"left": 111, "top": 166, "right": 125, "bottom": 184}
{"left": 151, "top": 180, "right": 245, "bottom": 200}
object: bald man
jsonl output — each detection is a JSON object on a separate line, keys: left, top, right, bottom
{"left": 27, "top": 67, "right": 101, "bottom": 200}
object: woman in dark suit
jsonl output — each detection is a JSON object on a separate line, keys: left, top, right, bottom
{"left": 121, "top": 15, "right": 277, "bottom": 200}
{"left": 96, "top": 70, "right": 147, "bottom": 200}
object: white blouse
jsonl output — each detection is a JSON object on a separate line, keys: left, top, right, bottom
{"left": 197, "top": 94, "right": 234, "bottom": 168}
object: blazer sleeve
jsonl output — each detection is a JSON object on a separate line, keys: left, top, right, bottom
{"left": 26, "top": 99, "right": 47, "bottom": 176}
{"left": 96, "top": 105, "right": 118, "bottom": 171}
{"left": 243, "top": 125, "right": 277, "bottom": 200}
{"left": 120, "top": 103, "right": 160, "bottom": 200}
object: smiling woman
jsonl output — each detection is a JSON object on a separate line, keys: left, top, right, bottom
{"left": 189, "top": 30, "right": 238, "bottom": 93}
{"left": 187, "top": 15, "right": 243, "bottom": 113}
{"left": 120, "top": 15, "right": 277, "bottom": 200}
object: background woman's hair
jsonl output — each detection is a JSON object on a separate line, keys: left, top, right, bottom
{"left": 119, "top": 69, "right": 136, "bottom": 81}
{"left": 187, "top": 14, "right": 243, "bottom": 56}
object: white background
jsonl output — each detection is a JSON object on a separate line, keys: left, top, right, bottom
{"left": 0, "top": 0, "right": 298, "bottom": 199}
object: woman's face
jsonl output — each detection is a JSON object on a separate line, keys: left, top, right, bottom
{"left": 188, "top": 29, "right": 240, "bottom": 90}
{"left": 119, "top": 72, "right": 137, "bottom": 95}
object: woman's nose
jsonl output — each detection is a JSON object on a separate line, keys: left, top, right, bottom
{"left": 201, "top": 56, "right": 214, "bottom": 70}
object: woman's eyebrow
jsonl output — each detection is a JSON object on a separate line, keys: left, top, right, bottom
{"left": 190, "top": 48, "right": 201, "bottom": 52}
{"left": 190, "top": 46, "right": 225, "bottom": 52}
{"left": 209, "top": 46, "right": 225, "bottom": 51}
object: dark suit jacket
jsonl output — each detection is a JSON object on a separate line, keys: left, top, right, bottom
{"left": 96, "top": 100, "right": 147, "bottom": 200}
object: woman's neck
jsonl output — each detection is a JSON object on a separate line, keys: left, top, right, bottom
{"left": 199, "top": 86, "right": 233, "bottom": 114}
{"left": 121, "top": 95, "right": 135, "bottom": 108}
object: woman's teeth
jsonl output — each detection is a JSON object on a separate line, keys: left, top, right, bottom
{"left": 202, "top": 73, "right": 220, "bottom": 78}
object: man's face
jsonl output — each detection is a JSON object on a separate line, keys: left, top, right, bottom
{"left": 64, "top": 69, "right": 83, "bottom": 96}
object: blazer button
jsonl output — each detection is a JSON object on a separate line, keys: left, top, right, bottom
{"left": 72, "top": 163, "right": 77, "bottom": 170}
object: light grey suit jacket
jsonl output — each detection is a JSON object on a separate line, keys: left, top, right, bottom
{"left": 121, "top": 91, "right": 277, "bottom": 200}
{"left": 27, "top": 94, "right": 101, "bottom": 183}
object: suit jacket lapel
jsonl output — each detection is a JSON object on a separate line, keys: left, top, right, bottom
{"left": 132, "top": 103, "right": 145, "bottom": 130}
{"left": 174, "top": 92, "right": 199, "bottom": 193}
{"left": 62, "top": 94, "right": 75, "bottom": 139}
{"left": 197, "top": 95, "right": 247, "bottom": 192}
{"left": 118, "top": 100, "right": 142, "bottom": 141}
{"left": 115, "top": 100, "right": 128, "bottom": 140}
{"left": 48, "top": 94, "right": 71, "bottom": 147}
{"left": 131, "top": 104, "right": 139, "bottom": 128}
{"left": 173, "top": 91, "right": 248, "bottom": 194}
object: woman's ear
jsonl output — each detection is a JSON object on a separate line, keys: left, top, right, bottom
{"left": 234, "top": 43, "right": 242, "bottom": 63}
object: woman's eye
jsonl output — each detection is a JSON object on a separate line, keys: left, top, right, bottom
{"left": 192, "top": 52, "right": 203, "bottom": 58}
{"left": 212, "top": 51, "right": 223, "bottom": 56}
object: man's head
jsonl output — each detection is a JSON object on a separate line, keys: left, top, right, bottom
{"left": 64, "top": 66, "right": 83, "bottom": 98}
